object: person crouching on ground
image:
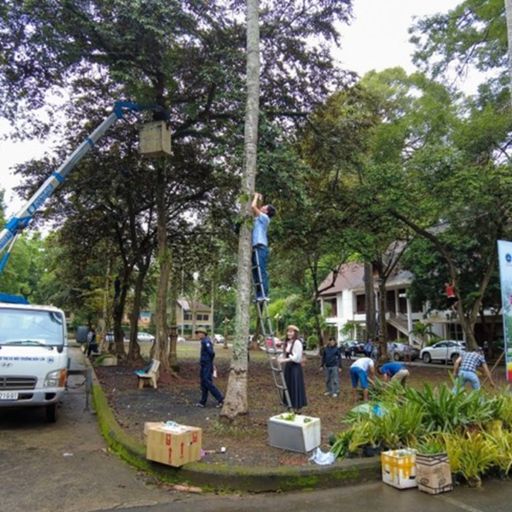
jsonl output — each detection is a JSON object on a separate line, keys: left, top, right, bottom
{"left": 195, "top": 327, "right": 224, "bottom": 408}
{"left": 320, "top": 337, "right": 342, "bottom": 398}
{"left": 453, "top": 347, "right": 495, "bottom": 392}
{"left": 279, "top": 325, "right": 307, "bottom": 412}
{"left": 377, "top": 361, "right": 409, "bottom": 386}
{"left": 350, "top": 356, "right": 375, "bottom": 402}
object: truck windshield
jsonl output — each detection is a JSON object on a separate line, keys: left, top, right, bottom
{"left": 0, "top": 308, "right": 65, "bottom": 347}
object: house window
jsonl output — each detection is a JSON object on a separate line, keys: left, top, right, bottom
{"left": 323, "top": 298, "right": 337, "bottom": 317}
{"left": 184, "top": 312, "right": 192, "bottom": 320}
{"left": 356, "top": 294, "right": 366, "bottom": 314}
{"left": 197, "top": 313, "right": 209, "bottom": 321}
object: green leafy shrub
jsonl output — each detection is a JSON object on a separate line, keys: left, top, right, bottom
{"left": 404, "top": 384, "right": 498, "bottom": 433}
{"left": 413, "top": 434, "right": 446, "bottom": 455}
{"left": 444, "top": 432, "right": 498, "bottom": 487}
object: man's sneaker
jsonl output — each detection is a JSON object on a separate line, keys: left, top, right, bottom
{"left": 216, "top": 402, "right": 224, "bottom": 408}
{"left": 332, "top": 393, "right": 338, "bottom": 398}
{"left": 323, "top": 391, "right": 330, "bottom": 396}
{"left": 194, "top": 403, "right": 205, "bottom": 408}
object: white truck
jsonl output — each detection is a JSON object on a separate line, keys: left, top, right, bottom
{"left": 0, "top": 302, "right": 68, "bottom": 422}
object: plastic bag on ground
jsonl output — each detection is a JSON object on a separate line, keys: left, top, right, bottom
{"left": 309, "top": 447, "right": 336, "bottom": 465}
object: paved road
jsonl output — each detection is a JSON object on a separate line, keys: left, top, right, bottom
{"left": 97, "top": 479, "right": 512, "bottom": 512}
{"left": 1, "top": 346, "right": 512, "bottom": 512}
{"left": 0, "top": 347, "right": 197, "bottom": 512}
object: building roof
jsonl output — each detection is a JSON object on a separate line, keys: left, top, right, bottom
{"left": 177, "top": 299, "right": 210, "bottom": 311}
{"left": 317, "top": 262, "right": 413, "bottom": 297}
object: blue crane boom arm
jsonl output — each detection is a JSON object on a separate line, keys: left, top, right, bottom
{"left": 0, "top": 101, "right": 161, "bottom": 274}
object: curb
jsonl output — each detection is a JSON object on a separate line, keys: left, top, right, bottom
{"left": 91, "top": 372, "right": 381, "bottom": 492}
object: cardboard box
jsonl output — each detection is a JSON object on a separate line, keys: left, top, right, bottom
{"left": 139, "top": 121, "right": 172, "bottom": 157}
{"left": 416, "top": 453, "right": 453, "bottom": 495}
{"left": 267, "top": 414, "right": 321, "bottom": 453}
{"left": 381, "top": 449, "right": 417, "bottom": 489}
{"left": 144, "top": 422, "right": 165, "bottom": 436}
{"left": 145, "top": 423, "right": 202, "bottom": 467}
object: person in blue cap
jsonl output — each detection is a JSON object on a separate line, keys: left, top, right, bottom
{"left": 195, "top": 327, "right": 224, "bottom": 408}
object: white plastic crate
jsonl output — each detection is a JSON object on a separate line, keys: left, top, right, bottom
{"left": 267, "top": 414, "right": 321, "bottom": 453}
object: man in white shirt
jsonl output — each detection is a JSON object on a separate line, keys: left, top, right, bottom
{"left": 350, "top": 357, "right": 376, "bottom": 401}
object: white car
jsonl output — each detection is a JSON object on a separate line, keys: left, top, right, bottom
{"left": 137, "top": 332, "right": 155, "bottom": 343}
{"left": 420, "top": 340, "right": 465, "bottom": 364}
{"left": 213, "top": 333, "right": 225, "bottom": 344}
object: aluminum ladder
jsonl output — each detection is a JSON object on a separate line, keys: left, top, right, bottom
{"left": 252, "top": 248, "right": 292, "bottom": 409}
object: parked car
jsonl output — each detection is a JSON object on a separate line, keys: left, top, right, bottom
{"left": 340, "top": 340, "right": 365, "bottom": 357}
{"left": 419, "top": 340, "right": 465, "bottom": 364}
{"left": 137, "top": 331, "right": 155, "bottom": 343}
{"left": 213, "top": 333, "right": 225, "bottom": 344}
{"left": 387, "top": 342, "right": 420, "bottom": 361}
{"left": 105, "top": 331, "right": 116, "bottom": 344}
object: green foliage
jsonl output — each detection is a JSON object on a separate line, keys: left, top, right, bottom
{"left": 444, "top": 432, "right": 498, "bottom": 487}
{"left": 413, "top": 434, "right": 446, "bottom": 455}
{"left": 306, "top": 335, "right": 318, "bottom": 350}
{"left": 483, "top": 420, "right": 512, "bottom": 475}
{"left": 337, "top": 382, "right": 512, "bottom": 484}
{"left": 410, "top": 0, "right": 506, "bottom": 83}
{"left": 404, "top": 384, "right": 499, "bottom": 433}
{"left": 330, "top": 430, "right": 353, "bottom": 459}
{"left": 494, "top": 392, "right": 512, "bottom": 428}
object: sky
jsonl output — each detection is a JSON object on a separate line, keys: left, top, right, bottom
{"left": 0, "top": 0, "right": 466, "bottom": 217}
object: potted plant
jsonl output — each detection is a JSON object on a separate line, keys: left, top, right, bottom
{"left": 415, "top": 435, "right": 453, "bottom": 494}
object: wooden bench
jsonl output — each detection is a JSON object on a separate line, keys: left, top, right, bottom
{"left": 136, "top": 359, "right": 160, "bottom": 389}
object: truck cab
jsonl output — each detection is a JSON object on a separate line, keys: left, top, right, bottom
{"left": 0, "top": 303, "right": 68, "bottom": 422}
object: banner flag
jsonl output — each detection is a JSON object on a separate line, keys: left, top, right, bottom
{"left": 497, "top": 240, "right": 512, "bottom": 382}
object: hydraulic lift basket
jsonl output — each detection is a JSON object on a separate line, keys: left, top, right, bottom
{"left": 139, "top": 121, "right": 172, "bottom": 157}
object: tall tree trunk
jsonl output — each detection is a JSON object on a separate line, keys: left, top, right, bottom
{"left": 210, "top": 279, "right": 215, "bottom": 336}
{"left": 99, "top": 257, "right": 112, "bottom": 353}
{"left": 154, "top": 163, "right": 171, "bottom": 370}
{"left": 127, "top": 259, "right": 150, "bottom": 362}
{"left": 378, "top": 278, "right": 389, "bottom": 359}
{"left": 506, "top": 0, "right": 512, "bottom": 100}
{"left": 168, "top": 252, "right": 179, "bottom": 371}
{"left": 112, "top": 271, "right": 130, "bottom": 359}
{"left": 222, "top": 0, "right": 260, "bottom": 419}
{"left": 364, "top": 262, "right": 376, "bottom": 340}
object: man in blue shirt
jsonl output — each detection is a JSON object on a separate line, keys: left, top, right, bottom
{"left": 195, "top": 327, "right": 224, "bottom": 408}
{"left": 251, "top": 192, "right": 276, "bottom": 301}
{"left": 377, "top": 361, "right": 410, "bottom": 386}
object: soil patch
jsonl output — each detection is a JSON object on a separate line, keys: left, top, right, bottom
{"left": 95, "top": 346, "right": 506, "bottom": 468}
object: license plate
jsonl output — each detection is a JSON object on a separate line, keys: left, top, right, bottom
{"left": 0, "top": 391, "right": 18, "bottom": 400}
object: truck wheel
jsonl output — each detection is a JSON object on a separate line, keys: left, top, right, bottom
{"left": 422, "top": 353, "right": 431, "bottom": 364}
{"left": 46, "top": 403, "right": 58, "bottom": 423}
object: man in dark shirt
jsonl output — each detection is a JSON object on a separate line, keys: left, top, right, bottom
{"left": 320, "top": 337, "right": 342, "bottom": 397}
